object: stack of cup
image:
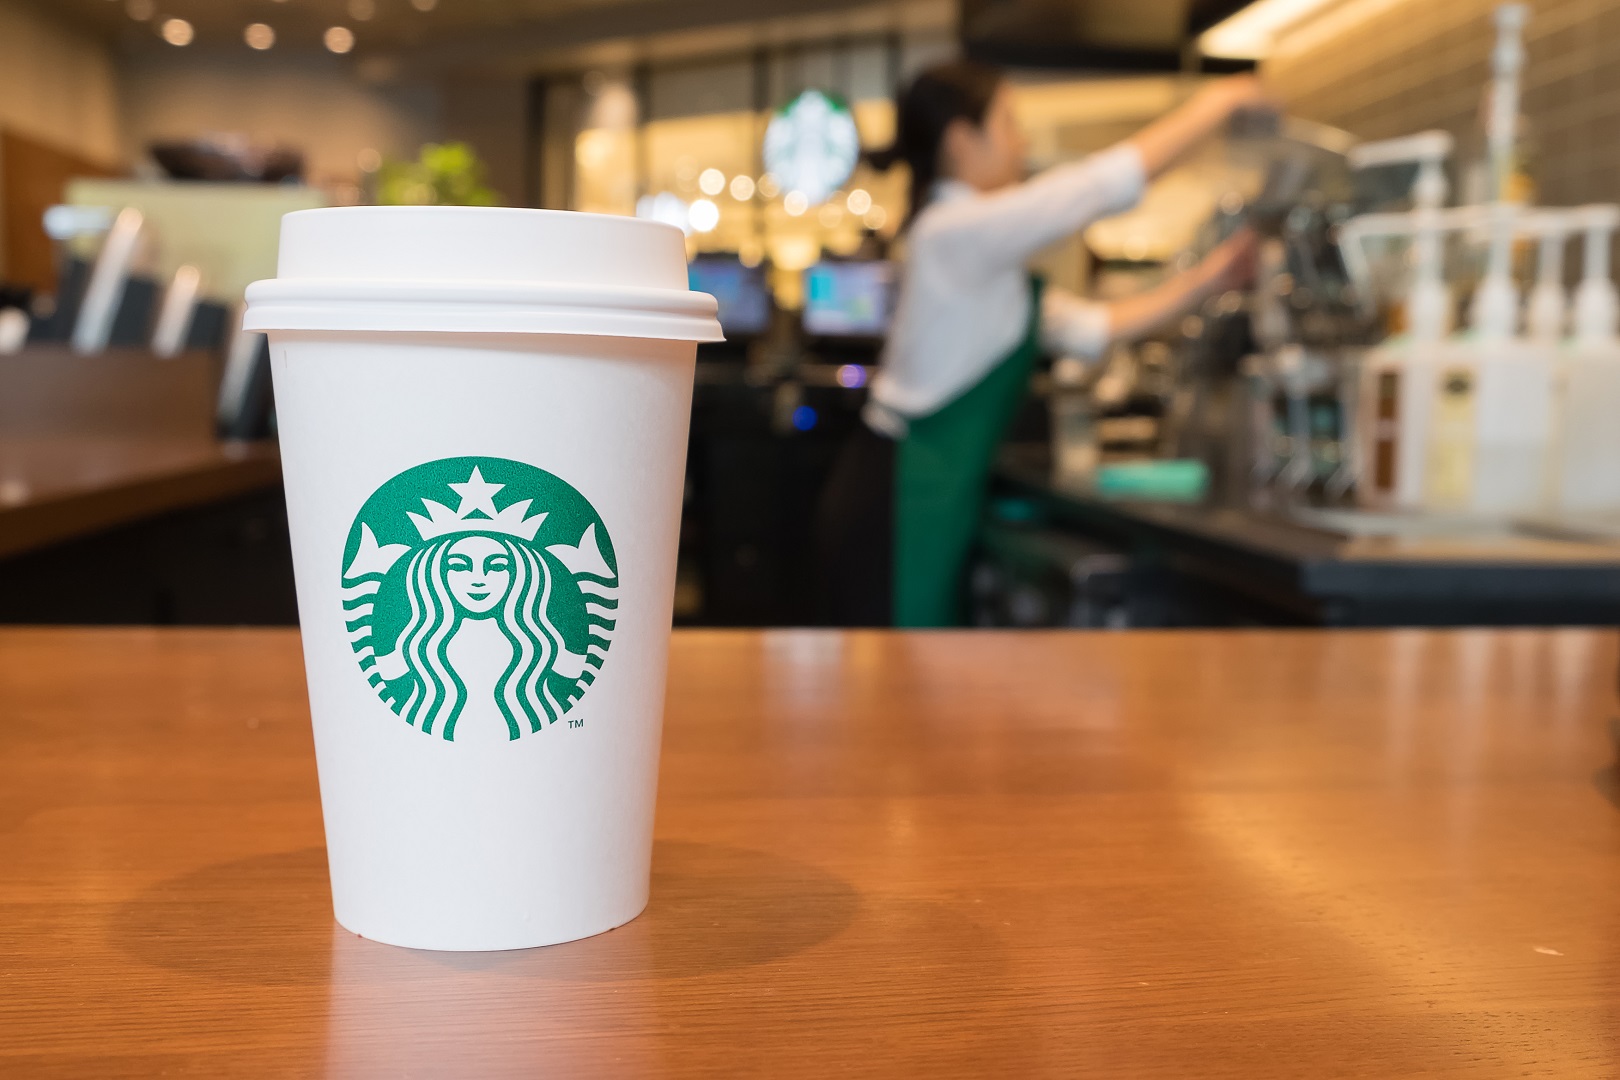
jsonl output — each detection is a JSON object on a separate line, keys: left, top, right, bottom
{"left": 244, "top": 207, "right": 721, "bottom": 950}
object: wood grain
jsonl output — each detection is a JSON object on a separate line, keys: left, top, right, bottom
{"left": 1, "top": 628, "right": 1618, "bottom": 1078}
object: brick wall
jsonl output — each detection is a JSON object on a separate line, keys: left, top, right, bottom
{"left": 1264, "top": 0, "right": 1620, "bottom": 208}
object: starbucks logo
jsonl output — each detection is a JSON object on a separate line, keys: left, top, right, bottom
{"left": 340, "top": 456, "right": 618, "bottom": 742}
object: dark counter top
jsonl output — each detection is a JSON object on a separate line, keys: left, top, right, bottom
{"left": 0, "top": 433, "right": 280, "bottom": 561}
{"left": 995, "top": 457, "right": 1620, "bottom": 625}
{"left": 0, "top": 345, "right": 281, "bottom": 561}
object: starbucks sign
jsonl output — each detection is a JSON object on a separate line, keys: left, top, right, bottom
{"left": 340, "top": 456, "right": 618, "bottom": 743}
{"left": 763, "top": 89, "right": 860, "bottom": 207}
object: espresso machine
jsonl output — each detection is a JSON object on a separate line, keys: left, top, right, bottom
{"left": 1161, "top": 115, "right": 1384, "bottom": 509}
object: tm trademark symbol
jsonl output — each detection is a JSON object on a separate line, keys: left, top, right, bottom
{"left": 568, "top": 718, "right": 585, "bottom": 729}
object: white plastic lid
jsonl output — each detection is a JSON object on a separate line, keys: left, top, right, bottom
{"left": 243, "top": 206, "right": 722, "bottom": 342}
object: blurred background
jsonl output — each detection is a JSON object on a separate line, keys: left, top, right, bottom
{"left": 4, "top": 0, "right": 1620, "bottom": 629}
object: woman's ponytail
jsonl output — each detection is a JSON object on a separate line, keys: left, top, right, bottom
{"left": 873, "top": 59, "right": 1004, "bottom": 228}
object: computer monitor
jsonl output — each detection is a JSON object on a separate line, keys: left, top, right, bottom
{"left": 803, "top": 260, "right": 894, "bottom": 340}
{"left": 688, "top": 256, "right": 772, "bottom": 340}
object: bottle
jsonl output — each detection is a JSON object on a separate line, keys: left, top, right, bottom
{"left": 1526, "top": 211, "right": 1571, "bottom": 343}
{"left": 1351, "top": 132, "right": 1454, "bottom": 510}
{"left": 1460, "top": 5, "right": 1537, "bottom": 209}
{"left": 1421, "top": 4, "right": 1555, "bottom": 516}
{"left": 1550, "top": 205, "right": 1620, "bottom": 514}
{"left": 1424, "top": 201, "right": 1556, "bottom": 516}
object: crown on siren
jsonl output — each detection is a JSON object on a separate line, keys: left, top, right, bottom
{"left": 407, "top": 465, "right": 547, "bottom": 541}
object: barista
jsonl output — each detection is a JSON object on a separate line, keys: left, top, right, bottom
{"left": 815, "top": 61, "right": 1270, "bottom": 627}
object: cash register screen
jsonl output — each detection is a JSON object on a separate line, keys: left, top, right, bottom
{"left": 803, "top": 261, "right": 894, "bottom": 339}
{"left": 688, "top": 257, "right": 771, "bottom": 339}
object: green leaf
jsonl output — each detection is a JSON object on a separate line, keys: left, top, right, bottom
{"left": 374, "top": 141, "right": 503, "bottom": 207}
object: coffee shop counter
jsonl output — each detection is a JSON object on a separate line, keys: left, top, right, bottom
{"left": 993, "top": 456, "right": 1620, "bottom": 627}
{"left": 0, "top": 345, "right": 291, "bottom": 624}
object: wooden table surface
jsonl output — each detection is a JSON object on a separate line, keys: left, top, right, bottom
{"left": 3, "top": 628, "right": 1618, "bottom": 1078}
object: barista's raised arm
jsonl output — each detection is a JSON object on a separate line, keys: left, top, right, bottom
{"left": 924, "top": 75, "right": 1274, "bottom": 280}
{"left": 922, "top": 145, "right": 1148, "bottom": 279}
{"left": 1128, "top": 75, "right": 1273, "bottom": 178}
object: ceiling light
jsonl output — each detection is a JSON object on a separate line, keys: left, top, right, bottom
{"left": 160, "top": 17, "right": 193, "bottom": 45}
{"left": 729, "top": 174, "right": 755, "bottom": 201}
{"left": 325, "top": 26, "right": 356, "bottom": 53}
{"left": 348, "top": 0, "right": 376, "bottom": 22}
{"left": 1199, "top": 0, "right": 1339, "bottom": 59}
{"left": 244, "top": 23, "right": 275, "bottom": 50}
{"left": 846, "top": 189, "right": 873, "bottom": 215}
{"left": 863, "top": 206, "right": 888, "bottom": 231}
{"left": 698, "top": 168, "right": 725, "bottom": 197}
{"left": 783, "top": 191, "right": 809, "bottom": 217}
{"left": 125, "top": 0, "right": 154, "bottom": 20}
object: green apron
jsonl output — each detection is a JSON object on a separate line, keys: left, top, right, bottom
{"left": 893, "top": 276, "right": 1044, "bottom": 627}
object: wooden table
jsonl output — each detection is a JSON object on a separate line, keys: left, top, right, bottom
{"left": 3, "top": 629, "right": 1618, "bottom": 1077}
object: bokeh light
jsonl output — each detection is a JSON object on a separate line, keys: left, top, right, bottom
{"left": 160, "top": 17, "right": 193, "bottom": 45}
{"left": 688, "top": 198, "right": 720, "bottom": 233}
{"left": 325, "top": 26, "right": 355, "bottom": 53}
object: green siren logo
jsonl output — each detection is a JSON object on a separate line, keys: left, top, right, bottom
{"left": 341, "top": 456, "right": 618, "bottom": 742}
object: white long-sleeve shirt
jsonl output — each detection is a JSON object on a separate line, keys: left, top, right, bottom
{"left": 865, "top": 144, "right": 1146, "bottom": 435}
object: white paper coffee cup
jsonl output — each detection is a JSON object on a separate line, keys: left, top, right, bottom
{"left": 244, "top": 207, "right": 721, "bottom": 951}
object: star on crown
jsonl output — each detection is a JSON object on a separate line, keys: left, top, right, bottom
{"left": 408, "top": 466, "right": 548, "bottom": 541}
